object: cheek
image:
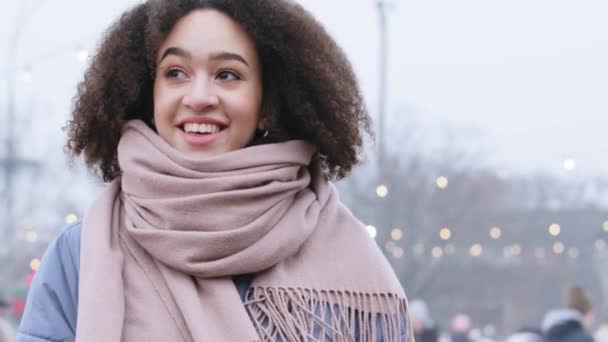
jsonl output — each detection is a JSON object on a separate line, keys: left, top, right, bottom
{"left": 229, "top": 91, "right": 262, "bottom": 127}
{"left": 152, "top": 81, "right": 164, "bottom": 122}
{"left": 153, "top": 87, "right": 177, "bottom": 123}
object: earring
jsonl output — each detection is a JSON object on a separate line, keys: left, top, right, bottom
{"left": 262, "top": 129, "right": 269, "bottom": 138}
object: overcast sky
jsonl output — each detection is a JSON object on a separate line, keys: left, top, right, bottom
{"left": 1, "top": 0, "right": 607, "bottom": 178}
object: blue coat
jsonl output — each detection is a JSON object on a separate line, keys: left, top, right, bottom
{"left": 18, "top": 223, "right": 408, "bottom": 341}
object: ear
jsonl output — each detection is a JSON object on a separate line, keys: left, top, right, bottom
{"left": 257, "top": 116, "right": 267, "bottom": 130}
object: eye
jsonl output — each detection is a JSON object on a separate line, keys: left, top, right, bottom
{"left": 166, "top": 68, "right": 187, "bottom": 79}
{"left": 217, "top": 70, "right": 240, "bottom": 81}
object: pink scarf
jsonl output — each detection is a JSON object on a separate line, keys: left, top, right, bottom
{"left": 76, "top": 120, "right": 411, "bottom": 341}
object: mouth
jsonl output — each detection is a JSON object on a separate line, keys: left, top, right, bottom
{"left": 179, "top": 122, "right": 227, "bottom": 135}
{"left": 178, "top": 122, "right": 227, "bottom": 147}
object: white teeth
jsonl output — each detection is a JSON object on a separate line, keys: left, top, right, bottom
{"left": 183, "top": 123, "right": 221, "bottom": 134}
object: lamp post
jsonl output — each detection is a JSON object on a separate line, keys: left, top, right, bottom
{"left": 1, "top": 1, "right": 42, "bottom": 241}
{"left": 376, "top": 0, "right": 393, "bottom": 170}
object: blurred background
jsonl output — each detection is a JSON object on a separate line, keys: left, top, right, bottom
{"left": 1, "top": 0, "right": 607, "bottom": 340}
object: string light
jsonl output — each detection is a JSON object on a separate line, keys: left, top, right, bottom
{"left": 390, "top": 228, "right": 403, "bottom": 241}
{"left": 490, "top": 227, "right": 502, "bottom": 240}
{"left": 366, "top": 225, "right": 377, "bottom": 239}
{"left": 369, "top": 218, "right": 608, "bottom": 261}
{"left": 432, "top": 246, "right": 443, "bottom": 258}
{"left": 470, "top": 244, "right": 482, "bottom": 257}
{"left": 549, "top": 224, "right": 561, "bottom": 236}
{"left": 439, "top": 227, "right": 452, "bottom": 241}
{"left": 65, "top": 213, "right": 78, "bottom": 224}
{"left": 373, "top": 219, "right": 608, "bottom": 261}
{"left": 563, "top": 159, "right": 576, "bottom": 171}
{"left": 25, "top": 231, "right": 38, "bottom": 243}
{"left": 553, "top": 242, "right": 565, "bottom": 254}
{"left": 392, "top": 247, "right": 404, "bottom": 259}
{"left": 436, "top": 176, "right": 448, "bottom": 189}
{"left": 30, "top": 259, "right": 41, "bottom": 271}
{"left": 76, "top": 47, "right": 89, "bottom": 62}
{"left": 504, "top": 245, "right": 522, "bottom": 258}
{"left": 375, "top": 184, "right": 388, "bottom": 198}
{"left": 511, "top": 244, "right": 522, "bottom": 256}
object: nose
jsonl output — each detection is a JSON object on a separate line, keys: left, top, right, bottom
{"left": 182, "top": 78, "right": 219, "bottom": 111}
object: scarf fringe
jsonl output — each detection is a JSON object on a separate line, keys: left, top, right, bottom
{"left": 243, "top": 287, "right": 411, "bottom": 342}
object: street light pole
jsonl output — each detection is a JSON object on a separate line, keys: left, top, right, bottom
{"left": 1, "top": 1, "right": 41, "bottom": 241}
{"left": 376, "top": 0, "right": 391, "bottom": 171}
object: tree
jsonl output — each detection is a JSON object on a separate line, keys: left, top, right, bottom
{"left": 337, "top": 118, "right": 608, "bottom": 334}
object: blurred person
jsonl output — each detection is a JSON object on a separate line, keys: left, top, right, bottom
{"left": 451, "top": 314, "right": 473, "bottom": 342}
{"left": 0, "top": 299, "right": 7, "bottom": 318}
{"left": 0, "top": 320, "right": 15, "bottom": 342}
{"left": 410, "top": 299, "right": 439, "bottom": 342}
{"left": 17, "top": 0, "right": 413, "bottom": 341}
{"left": 541, "top": 285, "right": 594, "bottom": 342}
{"left": 506, "top": 326, "right": 543, "bottom": 342}
{"left": 593, "top": 315, "right": 608, "bottom": 342}
{"left": 439, "top": 332, "right": 452, "bottom": 342}
{"left": 0, "top": 299, "right": 15, "bottom": 342}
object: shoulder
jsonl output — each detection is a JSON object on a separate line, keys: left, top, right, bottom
{"left": 33, "top": 220, "right": 82, "bottom": 286}
{"left": 56, "top": 221, "right": 82, "bottom": 266}
{"left": 17, "top": 222, "right": 82, "bottom": 342}
{"left": 38, "top": 221, "right": 82, "bottom": 280}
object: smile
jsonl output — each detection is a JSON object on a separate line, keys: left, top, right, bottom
{"left": 178, "top": 122, "right": 227, "bottom": 147}
{"left": 183, "top": 122, "right": 222, "bottom": 134}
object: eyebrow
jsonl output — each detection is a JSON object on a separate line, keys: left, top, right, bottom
{"left": 209, "top": 52, "right": 249, "bottom": 67}
{"left": 158, "top": 47, "right": 249, "bottom": 67}
{"left": 159, "top": 47, "right": 191, "bottom": 63}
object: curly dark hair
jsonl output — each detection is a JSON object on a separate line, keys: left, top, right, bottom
{"left": 66, "top": 0, "right": 372, "bottom": 182}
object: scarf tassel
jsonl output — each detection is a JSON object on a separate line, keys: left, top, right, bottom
{"left": 244, "top": 287, "right": 413, "bottom": 342}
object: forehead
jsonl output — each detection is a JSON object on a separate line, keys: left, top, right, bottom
{"left": 157, "top": 9, "right": 258, "bottom": 62}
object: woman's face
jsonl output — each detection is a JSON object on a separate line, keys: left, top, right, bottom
{"left": 153, "top": 9, "right": 263, "bottom": 158}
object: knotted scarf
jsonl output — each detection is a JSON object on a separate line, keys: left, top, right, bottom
{"left": 76, "top": 120, "right": 411, "bottom": 341}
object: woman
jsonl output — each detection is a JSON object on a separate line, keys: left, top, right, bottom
{"left": 541, "top": 285, "right": 594, "bottom": 342}
{"left": 409, "top": 299, "right": 438, "bottom": 342}
{"left": 18, "top": 0, "right": 411, "bottom": 341}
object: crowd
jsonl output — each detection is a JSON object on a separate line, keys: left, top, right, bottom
{"left": 410, "top": 285, "right": 606, "bottom": 342}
